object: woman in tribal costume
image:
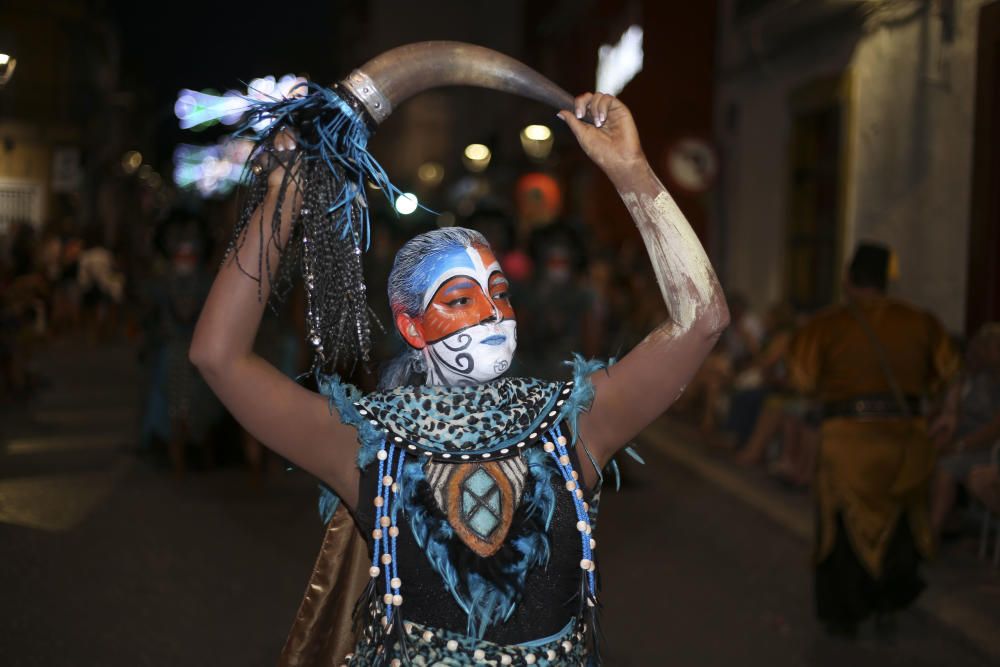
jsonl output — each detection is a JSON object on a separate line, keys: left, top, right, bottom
{"left": 189, "top": 43, "right": 728, "bottom": 665}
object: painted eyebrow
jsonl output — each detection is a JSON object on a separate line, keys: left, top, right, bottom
{"left": 489, "top": 273, "right": 508, "bottom": 287}
{"left": 441, "top": 279, "right": 478, "bottom": 297}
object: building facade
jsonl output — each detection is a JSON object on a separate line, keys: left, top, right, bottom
{"left": 715, "top": 0, "right": 999, "bottom": 334}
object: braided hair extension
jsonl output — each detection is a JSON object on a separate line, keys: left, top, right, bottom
{"left": 225, "top": 84, "right": 397, "bottom": 372}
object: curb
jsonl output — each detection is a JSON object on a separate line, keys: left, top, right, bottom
{"left": 640, "top": 419, "right": 1000, "bottom": 662}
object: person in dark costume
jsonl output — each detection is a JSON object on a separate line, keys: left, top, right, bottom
{"left": 190, "top": 43, "right": 729, "bottom": 665}
{"left": 787, "top": 243, "right": 959, "bottom": 638}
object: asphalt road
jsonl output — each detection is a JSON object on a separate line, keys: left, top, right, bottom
{"left": 1, "top": 338, "right": 993, "bottom": 666}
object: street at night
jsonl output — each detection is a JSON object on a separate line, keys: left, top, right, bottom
{"left": 3, "top": 338, "right": 998, "bottom": 666}
{"left": 4, "top": 1, "right": 1000, "bottom": 665}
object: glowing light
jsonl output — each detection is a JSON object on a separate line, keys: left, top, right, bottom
{"left": 394, "top": 193, "right": 418, "bottom": 215}
{"left": 464, "top": 144, "right": 490, "bottom": 161}
{"left": 462, "top": 144, "right": 491, "bottom": 173}
{"left": 121, "top": 151, "right": 142, "bottom": 174}
{"left": 0, "top": 54, "right": 17, "bottom": 86}
{"left": 174, "top": 74, "right": 307, "bottom": 131}
{"left": 596, "top": 25, "right": 644, "bottom": 96}
{"left": 172, "top": 138, "right": 254, "bottom": 198}
{"left": 522, "top": 125, "right": 551, "bottom": 142}
{"left": 520, "top": 125, "right": 554, "bottom": 161}
{"left": 417, "top": 161, "right": 444, "bottom": 186}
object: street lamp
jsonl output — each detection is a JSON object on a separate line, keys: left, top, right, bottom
{"left": 0, "top": 53, "right": 16, "bottom": 86}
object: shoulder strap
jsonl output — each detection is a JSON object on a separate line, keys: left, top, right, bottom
{"left": 845, "top": 298, "right": 913, "bottom": 417}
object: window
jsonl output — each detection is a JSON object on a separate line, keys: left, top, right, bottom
{"left": 784, "top": 74, "right": 851, "bottom": 311}
{"left": 0, "top": 179, "right": 43, "bottom": 236}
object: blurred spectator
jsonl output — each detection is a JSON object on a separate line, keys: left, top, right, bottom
{"left": 968, "top": 463, "right": 1000, "bottom": 515}
{"left": 0, "top": 221, "right": 47, "bottom": 401}
{"left": 516, "top": 217, "right": 595, "bottom": 379}
{"left": 140, "top": 214, "right": 220, "bottom": 473}
{"left": 728, "top": 302, "right": 796, "bottom": 450}
{"left": 673, "top": 290, "right": 764, "bottom": 433}
{"left": 930, "top": 323, "right": 1000, "bottom": 540}
{"left": 720, "top": 292, "right": 765, "bottom": 373}
{"left": 77, "top": 229, "right": 125, "bottom": 340}
{"left": 787, "top": 242, "right": 959, "bottom": 637}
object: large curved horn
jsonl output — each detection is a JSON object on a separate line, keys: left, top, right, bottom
{"left": 339, "top": 41, "right": 576, "bottom": 125}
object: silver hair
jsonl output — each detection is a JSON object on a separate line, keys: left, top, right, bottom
{"left": 379, "top": 226, "right": 491, "bottom": 389}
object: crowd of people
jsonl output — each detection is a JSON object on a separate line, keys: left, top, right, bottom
{"left": 5, "top": 207, "right": 998, "bottom": 516}
{"left": 0, "top": 219, "right": 126, "bottom": 402}
{"left": 0, "top": 183, "right": 668, "bottom": 478}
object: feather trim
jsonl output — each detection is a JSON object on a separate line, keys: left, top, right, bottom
{"left": 398, "top": 456, "right": 560, "bottom": 637}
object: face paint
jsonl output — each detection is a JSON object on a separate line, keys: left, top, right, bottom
{"left": 416, "top": 245, "right": 517, "bottom": 386}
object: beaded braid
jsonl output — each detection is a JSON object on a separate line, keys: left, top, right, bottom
{"left": 225, "top": 86, "right": 398, "bottom": 373}
{"left": 227, "top": 145, "right": 384, "bottom": 372}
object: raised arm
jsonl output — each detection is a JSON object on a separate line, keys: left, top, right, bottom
{"left": 559, "top": 94, "right": 730, "bottom": 472}
{"left": 188, "top": 134, "right": 361, "bottom": 508}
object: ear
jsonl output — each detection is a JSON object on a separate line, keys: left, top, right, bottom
{"left": 395, "top": 312, "right": 426, "bottom": 349}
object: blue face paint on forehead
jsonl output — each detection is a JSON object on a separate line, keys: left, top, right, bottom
{"left": 404, "top": 245, "right": 477, "bottom": 304}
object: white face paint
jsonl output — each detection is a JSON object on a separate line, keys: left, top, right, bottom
{"left": 424, "top": 319, "right": 518, "bottom": 387}
{"left": 418, "top": 246, "right": 517, "bottom": 387}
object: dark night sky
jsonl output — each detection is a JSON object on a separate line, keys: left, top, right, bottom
{"left": 108, "top": 0, "right": 350, "bottom": 162}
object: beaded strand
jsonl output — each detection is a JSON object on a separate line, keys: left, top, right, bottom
{"left": 543, "top": 424, "right": 597, "bottom": 599}
{"left": 369, "top": 441, "right": 406, "bottom": 623}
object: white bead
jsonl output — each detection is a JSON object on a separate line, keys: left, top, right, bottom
{"left": 381, "top": 553, "right": 392, "bottom": 565}
{"left": 588, "top": 561, "right": 596, "bottom": 572}
{"left": 557, "top": 435, "right": 568, "bottom": 446}
{"left": 562, "top": 641, "right": 573, "bottom": 653}
{"left": 580, "top": 558, "right": 592, "bottom": 570}
{"left": 500, "top": 655, "right": 512, "bottom": 665}
{"left": 446, "top": 639, "right": 459, "bottom": 651}
{"left": 575, "top": 489, "right": 584, "bottom": 499}
{"left": 422, "top": 630, "right": 434, "bottom": 642}
{"left": 392, "top": 594, "right": 403, "bottom": 606}
{"left": 374, "top": 496, "right": 384, "bottom": 507}
{"left": 404, "top": 622, "right": 413, "bottom": 634}
{"left": 583, "top": 502, "right": 590, "bottom": 512}
{"left": 547, "top": 649, "right": 557, "bottom": 660}
{"left": 473, "top": 649, "right": 486, "bottom": 661}
{"left": 525, "top": 654, "right": 537, "bottom": 664}
{"left": 376, "top": 450, "right": 388, "bottom": 460}
{"left": 380, "top": 516, "right": 391, "bottom": 527}
{"left": 586, "top": 524, "right": 592, "bottom": 535}
{"left": 576, "top": 520, "right": 588, "bottom": 532}
{"left": 369, "top": 566, "right": 380, "bottom": 577}
{"left": 559, "top": 455, "right": 570, "bottom": 465}
{"left": 391, "top": 483, "right": 399, "bottom": 493}
{"left": 382, "top": 475, "right": 393, "bottom": 487}
{"left": 587, "top": 597, "right": 596, "bottom": 607}
{"left": 565, "top": 480, "right": 576, "bottom": 491}
{"left": 383, "top": 593, "right": 394, "bottom": 605}
{"left": 543, "top": 442, "right": 555, "bottom": 453}
{"left": 571, "top": 470, "right": 579, "bottom": 480}
{"left": 461, "top": 454, "right": 470, "bottom": 460}
{"left": 590, "top": 538, "right": 597, "bottom": 549}
{"left": 388, "top": 526, "right": 400, "bottom": 538}
{"left": 372, "top": 529, "right": 382, "bottom": 540}
{"left": 390, "top": 577, "right": 402, "bottom": 589}
{"left": 390, "top": 659, "right": 401, "bottom": 667}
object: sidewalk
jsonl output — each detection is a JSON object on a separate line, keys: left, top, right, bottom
{"left": 639, "top": 417, "right": 1000, "bottom": 662}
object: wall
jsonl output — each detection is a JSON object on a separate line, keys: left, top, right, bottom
{"left": 849, "top": 1, "right": 983, "bottom": 331}
{"left": 715, "top": 0, "right": 988, "bottom": 333}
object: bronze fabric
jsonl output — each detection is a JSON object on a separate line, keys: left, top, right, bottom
{"left": 278, "top": 505, "right": 369, "bottom": 667}
{"left": 788, "top": 296, "right": 959, "bottom": 575}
